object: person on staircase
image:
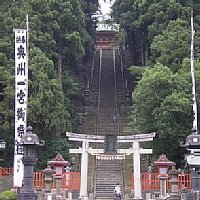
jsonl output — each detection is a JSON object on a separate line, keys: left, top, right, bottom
{"left": 113, "top": 114, "right": 117, "bottom": 123}
{"left": 114, "top": 183, "right": 121, "bottom": 200}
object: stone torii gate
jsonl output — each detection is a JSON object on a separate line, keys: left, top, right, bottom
{"left": 66, "top": 132, "right": 156, "bottom": 200}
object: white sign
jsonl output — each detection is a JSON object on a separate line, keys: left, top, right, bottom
{"left": 96, "top": 154, "right": 125, "bottom": 160}
{"left": 13, "top": 29, "right": 28, "bottom": 187}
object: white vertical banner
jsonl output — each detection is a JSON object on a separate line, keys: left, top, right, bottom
{"left": 13, "top": 29, "right": 28, "bottom": 187}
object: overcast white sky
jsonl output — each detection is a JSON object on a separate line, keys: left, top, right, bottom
{"left": 99, "top": 0, "right": 113, "bottom": 15}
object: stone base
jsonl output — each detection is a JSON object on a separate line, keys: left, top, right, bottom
{"left": 78, "top": 197, "right": 88, "bottom": 200}
{"left": 19, "top": 192, "right": 38, "bottom": 200}
{"left": 169, "top": 194, "right": 181, "bottom": 200}
{"left": 56, "top": 195, "right": 63, "bottom": 200}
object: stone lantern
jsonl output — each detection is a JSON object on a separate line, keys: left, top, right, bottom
{"left": 180, "top": 127, "right": 200, "bottom": 199}
{"left": 153, "top": 154, "right": 175, "bottom": 198}
{"left": 42, "top": 165, "right": 56, "bottom": 193}
{"left": 18, "top": 126, "right": 45, "bottom": 200}
{"left": 169, "top": 166, "right": 181, "bottom": 200}
{"left": 48, "top": 154, "right": 70, "bottom": 200}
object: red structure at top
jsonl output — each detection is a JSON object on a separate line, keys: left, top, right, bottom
{"left": 96, "top": 21, "right": 119, "bottom": 49}
{"left": 96, "top": 31, "right": 118, "bottom": 49}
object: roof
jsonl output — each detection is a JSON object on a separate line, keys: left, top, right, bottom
{"left": 153, "top": 154, "right": 175, "bottom": 167}
{"left": 97, "top": 22, "right": 119, "bottom": 32}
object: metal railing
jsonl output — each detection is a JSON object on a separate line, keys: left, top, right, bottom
{"left": 115, "top": 49, "right": 127, "bottom": 199}
{"left": 93, "top": 48, "right": 102, "bottom": 197}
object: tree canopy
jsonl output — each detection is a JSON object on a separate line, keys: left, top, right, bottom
{"left": 111, "top": 0, "right": 200, "bottom": 167}
{"left": 0, "top": 0, "right": 98, "bottom": 169}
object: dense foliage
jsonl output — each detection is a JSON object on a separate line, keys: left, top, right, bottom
{"left": 111, "top": 0, "right": 200, "bottom": 167}
{"left": 0, "top": 190, "right": 16, "bottom": 200}
{"left": 0, "top": 0, "right": 98, "bottom": 170}
{"left": 2, "top": 0, "right": 200, "bottom": 170}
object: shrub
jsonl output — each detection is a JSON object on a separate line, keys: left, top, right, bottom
{"left": 0, "top": 190, "right": 16, "bottom": 200}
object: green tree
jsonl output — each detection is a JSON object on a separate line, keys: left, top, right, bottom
{"left": 28, "top": 46, "right": 68, "bottom": 136}
{"left": 111, "top": 1, "right": 200, "bottom": 66}
{"left": 150, "top": 19, "right": 191, "bottom": 72}
{"left": 131, "top": 61, "right": 195, "bottom": 166}
{"left": 0, "top": 0, "right": 99, "bottom": 168}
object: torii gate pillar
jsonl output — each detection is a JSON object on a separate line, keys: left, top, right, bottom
{"left": 79, "top": 141, "right": 89, "bottom": 200}
{"left": 133, "top": 141, "right": 142, "bottom": 200}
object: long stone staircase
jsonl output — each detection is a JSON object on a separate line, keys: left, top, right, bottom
{"left": 83, "top": 49, "right": 132, "bottom": 200}
{"left": 95, "top": 50, "right": 122, "bottom": 200}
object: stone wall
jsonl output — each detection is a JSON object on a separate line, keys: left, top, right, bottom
{"left": 0, "top": 176, "right": 13, "bottom": 193}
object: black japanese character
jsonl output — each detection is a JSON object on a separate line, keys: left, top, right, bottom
{"left": 17, "top": 146, "right": 24, "bottom": 155}
{"left": 17, "top": 62, "right": 26, "bottom": 76}
{"left": 16, "top": 35, "right": 26, "bottom": 44}
{"left": 16, "top": 36, "right": 21, "bottom": 43}
{"left": 17, "top": 108, "right": 25, "bottom": 121}
{"left": 17, "top": 81, "right": 25, "bottom": 85}
{"left": 17, "top": 124, "right": 25, "bottom": 137}
{"left": 17, "top": 89, "right": 25, "bottom": 104}
{"left": 21, "top": 36, "right": 26, "bottom": 44}
{"left": 17, "top": 45, "right": 26, "bottom": 59}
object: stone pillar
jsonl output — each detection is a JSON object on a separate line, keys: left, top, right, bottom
{"left": 187, "top": 169, "right": 200, "bottom": 200}
{"left": 133, "top": 141, "right": 143, "bottom": 200}
{"left": 169, "top": 166, "right": 181, "bottom": 200}
{"left": 35, "top": 187, "right": 43, "bottom": 200}
{"left": 54, "top": 175, "right": 64, "bottom": 200}
{"left": 194, "top": 191, "right": 199, "bottom": 200}
{"left": 159, "top": 177, "right": 167, "bottom": 197}
{"left": 79, "top": 141, "right": 89, "bottom": 200}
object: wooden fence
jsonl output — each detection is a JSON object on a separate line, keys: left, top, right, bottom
{"left": 132, "top": 172, "right": 191, "bottom": 190}
{"left": 0, "top": 168, "right": 80, "bottom": 190}
{"left": 34, "top": 172, "right": 80, "bottom": 190}
{"left": 0, "top": 168, "right": 191, "bottom": 191}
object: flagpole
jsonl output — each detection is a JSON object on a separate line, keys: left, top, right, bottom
{"left": 26, "top": 13, "right": 29, "bottom": 130}
{"left": 190, "top": 9, "right": 198, "bottom": 132}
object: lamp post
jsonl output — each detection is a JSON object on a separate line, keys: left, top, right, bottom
{"left": 0, "top": 140, "right": 6, "bottom": 162}
{"left": 147, "top": 165, "right": 152, "bottom": 186}
{"left": 48, "top": 154, "right": 70, "bottom": 200}
{"left": 65, "top": 166, "right": 71, "bottom": 187}
{"left": 153, "top": 154, "right": 175, "bottom": 198}
{"left": 18, "top": 126, "right": 44, "bottom": 200}
{"left": 0, "top": 140, "right": 6, "bottom": 176}
{"left": 180, "top": 128, "right": 200, "bottom": 199}
{"left": 0, "top": 140, "right": 6, "bottom": 150}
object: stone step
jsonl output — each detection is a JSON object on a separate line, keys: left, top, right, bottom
{"left": 83, "top": 50, "right": 132, "bottom": 197}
